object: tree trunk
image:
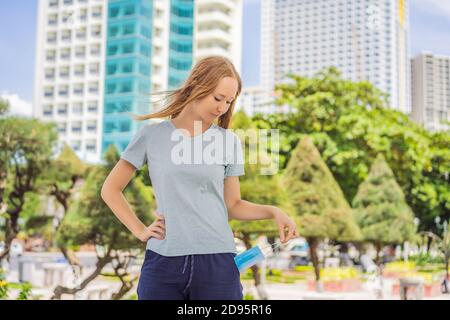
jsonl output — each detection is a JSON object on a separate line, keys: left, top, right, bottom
{"left": 426, "top": 235, "right": 433, "bottom": 254}
{"left": 242, "top": 233, "right": 268, "bottom": 300}
{"left": 375, "top": 242, "right": 382, "bottom": 266}
{"left": 59, "top": 245, "right": 83, "bottom": 278}
{"left": 307, "top": 237, "right": 322, "bottom": 292}
{"left": 110, "top": 251, "right": 138, "bottom": 300}
{"left": 0, "top": 212, "right": 19, "bottom": 262}
{"left": 52, "top": 251, "right": 112, "bottom": 300}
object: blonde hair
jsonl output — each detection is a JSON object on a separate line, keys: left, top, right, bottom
{"left": 129, "top": 56, "right": 242, "bottom": 129}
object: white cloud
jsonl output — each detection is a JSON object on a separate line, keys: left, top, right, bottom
{"left": 1, "top": 92, "right": 33, "bottom": 117}
{"left": 412, "top": 0, "right": 450, "bottom": 18}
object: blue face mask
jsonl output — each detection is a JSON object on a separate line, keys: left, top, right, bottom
{"left": 234, "top": 241, "right": 285, "bottom": 273}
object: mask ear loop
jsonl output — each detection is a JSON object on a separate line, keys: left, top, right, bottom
{"left": 260, "top": 240, "right": 290, "bottom": 252}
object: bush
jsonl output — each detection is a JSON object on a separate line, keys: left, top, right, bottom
{"left": 294, "top": 265, "right": 314, "bottom": 273}
{"left": 0, "top": 269, "right": 9, "bottom": 300}
{"left": 385, "top": 261, "right": 416, "bottom": 272}
{"left": 320, "top": 267, "right": 359, "bottom": 280}
{"left": 409, "top": 254, "right": 444, "bottom": 266}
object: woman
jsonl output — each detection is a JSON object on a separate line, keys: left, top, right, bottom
{"left": 101, "top": 56, "right": 299, "bottom": 300}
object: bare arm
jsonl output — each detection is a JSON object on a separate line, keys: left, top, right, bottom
{"left": 224, "top": 176, "right": 299, "bottom": 243}
{"left": 100, "top": 159, "right": 164, "bottom": 242}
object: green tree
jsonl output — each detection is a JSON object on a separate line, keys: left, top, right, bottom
{"left": 39, "top": 144, "right": 90, "bottom": 270}
{"left": 352, "top": 154, "right": 417, "bottom": 264}
{"left": 253, "top": 67, "right": 449, "bottom": 237}
{"left": 53, "top": 145, "right": 155, "bottom": 300}
{"left": 0, "top": 116, "right": 58, "bottom": 261}
{"left": 283, "top": 137, "right": 361, "bottom": 287}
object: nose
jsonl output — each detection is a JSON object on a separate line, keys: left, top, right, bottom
{"left": 216, "top": 102, "right": 228, "bottom": 114}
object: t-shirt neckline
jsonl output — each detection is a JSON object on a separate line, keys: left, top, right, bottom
{"left": 167, "top": 119, "right": 216, "bottom": 139}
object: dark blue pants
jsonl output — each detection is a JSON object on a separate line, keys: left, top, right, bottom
{"left": 137, "top": 249, "right": 243, "bottom": 300}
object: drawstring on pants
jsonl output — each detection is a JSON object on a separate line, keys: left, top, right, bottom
{"left": 182, "top": 254, "right": 195, "bottom": 294}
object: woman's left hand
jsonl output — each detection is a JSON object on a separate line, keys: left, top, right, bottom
{"left": 272, "top": 208, "right": 299, "bottom": 244}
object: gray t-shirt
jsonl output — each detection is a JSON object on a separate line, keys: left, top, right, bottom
{"left": 120, "top": 119, "right": 245, "bottom": 256}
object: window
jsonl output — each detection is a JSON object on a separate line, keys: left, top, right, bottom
{"left": 43, "top": 104, "right": 53, "bottom": 116}
{"left": 89, "top": 82, "right": 99, "bottom": 94}
{"left": 59, "top": 66, "right": 70, "bottom": 78}
{"left": 75, "top": 46, "right": 86, "bottom": 58}
{"left": 122, "top": 62, "right": 133, "bottom": 73}
{"left": 89, "top": 63, "right": 100, "bottom": 75}
{"left": 47, "top": 32, "right": 57, "bottom": 43}
{"left": 72, "top": 102, "right": 83, "bottom": 115}
{"left": 48, "top": 14, "right": 58, "bottom": 25}
{"left": 86, "top": 141, "right": 96, "bottom": 152}
{"left": 49, "top": 0, "right": 58, "bottom": 8}
{"left": 86, "top": 122, "right": 97, "bottom": 132}
{"left": 71, "top": 121, "right": 82, "bottom": 133}
{"left": 90, "top": 44, "right": 100, "bottom": 56}
{"left": 122, "top": 43, "right": 134, "bottom": 54}
{"left": 61, "top": 30, "right": 71, "bottom": 41}
{"left": 46, "top": 50, "right": 56, "bottom": 61}
{"left": 59, "top": 86, "right": 69, "bottom": 97}
{"left": 45, "top": 68, "right": 55, "bottom": 80}
{"left": 57, "top": 103, "right": 68, "bottom": 115}
{"left": 109, "top": 7, "right": 119, "bottom": 18}
{"left": 123, "top": 24, "right": 135, "bottom": 35}
{"left": 73, "top": 84, "right": 84, "bottom": 95}
{"left": 92, "top": 6, "right": 102, "bottom": 18}
{"left": 74, "top": 65, "right": 84, "bottom": 77}
{"left": 91, "top": 25, "right": 101, "bottom": 38}
{"left": 76, "top": 28, "right": 86, "bottom": 40}
{"left": 58, "top": 123, "right": 67, "bottom": 134}
{"left": 44, "top": 87, "right": 54, "bottom": 98}
{"left": 109, "top": 26, "right": 119, "bottom": 37}
{"left": 60, "top": 48, "right": 71, "bottom": 60}
{"left": 87, "top": 101, "right": 98, "bottom": 112}
{"left": 124, "top": 5, "right": 135, "bottom": 16}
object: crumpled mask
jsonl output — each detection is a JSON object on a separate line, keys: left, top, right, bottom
{"left": 234, "top": 241, "right": 286, "bottom": 273}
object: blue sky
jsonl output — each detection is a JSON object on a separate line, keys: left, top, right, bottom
{"left": 1, "top": 0, "right": 450, "bottom": 112}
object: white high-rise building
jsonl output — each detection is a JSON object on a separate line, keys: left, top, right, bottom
{"left": 33, "top": 0, "right": 243, "bottom": 164}
{"left": 411, "top": 52, "right": 450, "bottom": 132}
{"left": 195, "top": 0, "right": 243, "bottom": 74}
{"left": 34, "top": 0, "right": 108, "bottom": 163}
{"left": 257, "top": 0, "right": 410, "bottom": 115}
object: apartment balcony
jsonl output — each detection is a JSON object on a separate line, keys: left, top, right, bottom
{"left": 152, "top": 54, "right": 163, "bottom": 66}
{"left": 196, "top": 29, "right": 230, "bottom": 44}
{"left": 197, "top": 10, "right": 231, "bottom": 27}
{"left": 151, "top": 73, "right": 163, "bottom": 85}
{"left": 154, "top": 18, "right": 165, "bottom": 30}
{"left": 153, "top": 37, "right": 164, "bottom": 49}
{"left": 196, "top": 46, "right": 229, "bottom": 58}
{"left": 197, "top": 0, "right": 234, "bottom": 12}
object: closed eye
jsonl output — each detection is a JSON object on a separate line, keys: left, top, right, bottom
{"left": 214, "top": 97, "right": 232, "bottom": 104}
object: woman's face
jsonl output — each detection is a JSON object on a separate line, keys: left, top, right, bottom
{"left": 194, "top": 76, "right": 238, "bottom": 123}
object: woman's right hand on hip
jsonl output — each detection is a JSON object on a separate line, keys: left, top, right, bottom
{"left": 138, "top": 215, "right": 165, "bottom": 242}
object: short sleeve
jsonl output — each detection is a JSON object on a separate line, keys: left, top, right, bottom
{"left": 120, "top": 125, "right": 148, "bottom": 170}
{"left": 225, "top": 134, "right": 245, "bottom": 177}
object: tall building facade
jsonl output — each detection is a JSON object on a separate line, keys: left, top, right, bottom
{"left": 33, "top": 0, "right": 242, "bottom": 164}
{"left": 34, "top": 0, "right": 108, "bottom": 163}
{"left": 257, "top": 0, "right": 410, "bottom": 115}
{"left": 411, "top": 52, "right": 450, "bottom": 132}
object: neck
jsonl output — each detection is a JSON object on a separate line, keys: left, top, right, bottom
{"left": 172, "top": 107, "right": 213, "bottom": 135}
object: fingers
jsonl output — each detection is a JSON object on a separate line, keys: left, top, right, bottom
{"left": 285, "top": 225, "right": 296, "bottom": 242}
{"left": 148, "top": 226, "right": 165, "bottom": 240}
{"left": 149, "top": 231, "right": 164, "bottom": 240}
{"left": 278, "top": 224, "right": 286, "bottom": 243}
